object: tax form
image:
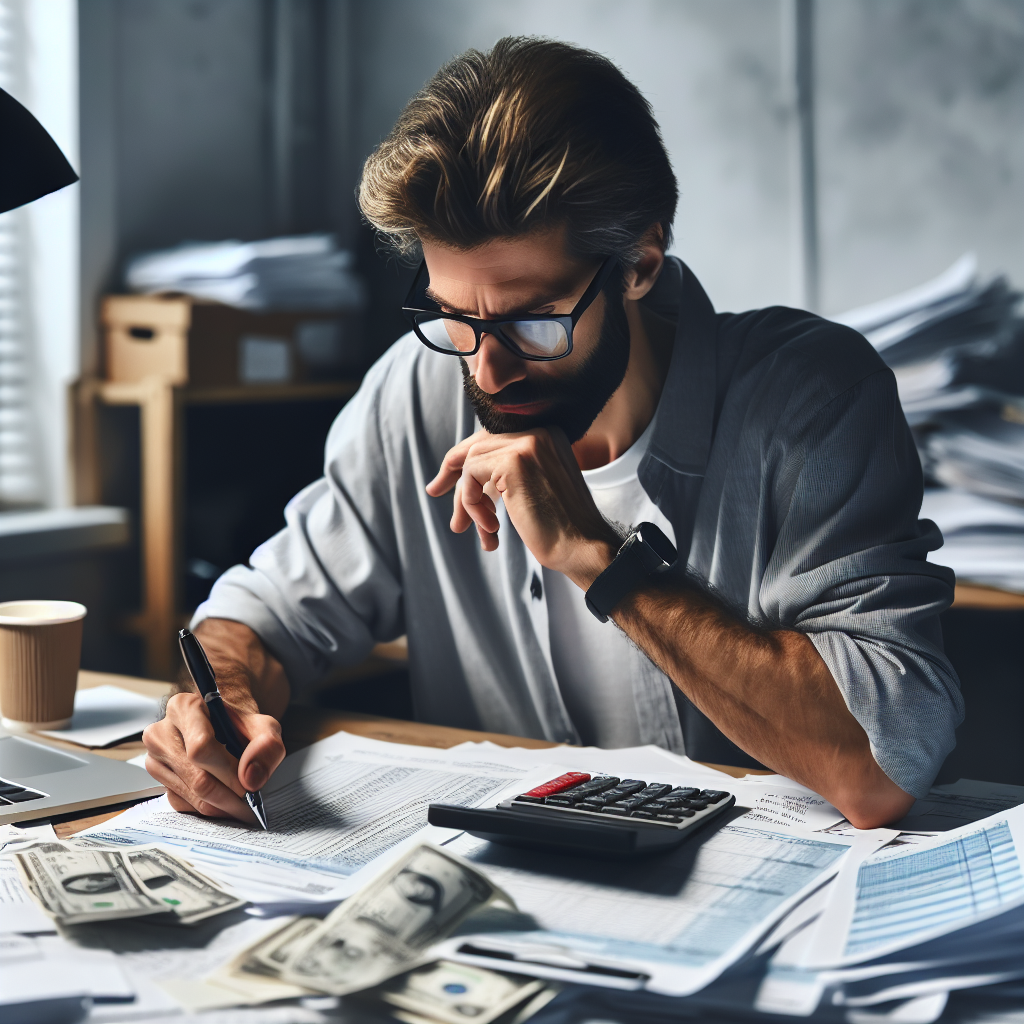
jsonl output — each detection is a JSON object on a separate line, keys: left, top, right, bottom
{"left": 443, "top": 822, "right": 869, "bottom": 996}
{"left": 806, "top": 802, "right": 1024, "bottom": 970}
{"left": 72, "top": 732, "right": 537, "bottom": 903}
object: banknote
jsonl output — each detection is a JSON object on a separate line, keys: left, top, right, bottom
{"left": 282, "top": 844, "right": 514, "bottom": 996}
{"left": 124, "top": 846, "right": 246, "bottom": 924}
{"left": 11, "top": 840, "right": 243, "bottom": 926}
{"left": 379, "top": 960, "right": 546, "bottom": 1024}
{"left": 206, "top": 916, "right": 322, "bottom": 1004}
{"left": 12, "top": 841, "right": 166, "bottom": 925}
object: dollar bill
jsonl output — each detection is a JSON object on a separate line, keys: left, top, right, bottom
{"left": 12, "top": 841, "right": 167, "bottom": 925}
{"left": 10, "top": 840, "right": 243, "bottom": 926}
{"left": 124, "top": 846, "right": 246, "bottom": 924}
{"left": 205, "top": 916, "right": 322, "bottom": 1004}
{"left": 379, "top": 960, "right": 546, "bottom": 1024}
{"left": 281, "top": 844, "right": 514, "bottom": 996}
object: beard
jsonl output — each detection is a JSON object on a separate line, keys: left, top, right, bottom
{"left": 460, "top": 285, "right": 631, "bottom": 445}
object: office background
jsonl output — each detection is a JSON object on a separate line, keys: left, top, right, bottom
{"left": 1, "top": 0, "right": 1022, "bottom": 780}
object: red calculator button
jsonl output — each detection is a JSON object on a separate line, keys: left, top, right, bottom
{"left": 522, "top": 772, "right": 591, "bottom": 798}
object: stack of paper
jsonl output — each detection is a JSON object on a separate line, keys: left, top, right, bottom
{"left": 125, "top": 234, "right": 366, "bottom": 312}
{"left": 5, "top": 729, "right": 1024, "bottom": 1022}
{"left": 38, "top": 684, "right": 161, "bottom": 748}
{"left": 831, "top": 256, "right": 1024, "bottom": 594}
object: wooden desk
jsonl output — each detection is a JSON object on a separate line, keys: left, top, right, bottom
{"left": 50, "top": 670, "right": 765, "bottom": 839}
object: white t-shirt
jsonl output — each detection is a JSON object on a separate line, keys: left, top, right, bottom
{"left": 543, "top": 416, "right": 677, "bottom": 747}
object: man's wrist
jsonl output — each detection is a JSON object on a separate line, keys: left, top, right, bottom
{"left": 563, "top": 529, "right": 623, "bottom": 591}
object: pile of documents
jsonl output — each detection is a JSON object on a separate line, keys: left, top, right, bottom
{"left": 832, "top": 254, "right": 1024, "bottom": 593}
{"left": 125, "top": 233, "right": 367, "bottom": 312}
{"left": 5, "top": 730, "right": 1024, "bottom": 1022}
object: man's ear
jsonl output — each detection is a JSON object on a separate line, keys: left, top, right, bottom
{"left": 622, "top": 224, "right": 666, "bottom": 302}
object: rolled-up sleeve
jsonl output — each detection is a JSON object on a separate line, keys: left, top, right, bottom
{"left": 193, "top": 348, "right": 406, "bottom": 695}
{"left": 760, "top": 367, "right": 963, "bottom": 798}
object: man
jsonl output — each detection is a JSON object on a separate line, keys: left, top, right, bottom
{"left": 143, "top": 38, "right": 962, "bottom": 830}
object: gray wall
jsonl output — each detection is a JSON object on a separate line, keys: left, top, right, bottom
{"left": 815, "top": 1, "right": 1024, "bottom": 313}
{"left": 79, "top": 0, "right": 1024, "bottom": 367}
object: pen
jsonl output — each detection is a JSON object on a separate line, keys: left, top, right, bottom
{"left": 177, "top": 628, "right": 269, "bottom": 830}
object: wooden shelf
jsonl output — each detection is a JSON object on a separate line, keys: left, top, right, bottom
{"left": 79, "top": 374, "right": 360, "bottom": 679}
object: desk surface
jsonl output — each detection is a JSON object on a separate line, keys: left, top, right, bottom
{"left": 46, "top": 670, "right": 766, "bottom": 839}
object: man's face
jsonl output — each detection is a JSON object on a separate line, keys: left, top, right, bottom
{"left": 420, "top": 227, "right": 630, "bottom": 444}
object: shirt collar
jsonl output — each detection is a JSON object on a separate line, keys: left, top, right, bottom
{"left": 641, "top": 255, "right": 718, "bottom": 478}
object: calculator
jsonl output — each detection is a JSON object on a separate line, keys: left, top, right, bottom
{"left": 428, "top": 771, "right": 735, "bottom": 859}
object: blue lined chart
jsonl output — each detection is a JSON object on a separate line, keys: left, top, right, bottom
{"left": 846, "top": 820, "right": 1024, "bottom": 958}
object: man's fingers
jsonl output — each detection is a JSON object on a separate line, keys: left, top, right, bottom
{"left": 142, "top": 731, "right": 256, "bottom": 824}
{"left": 458, "top": 467, "right": 500, "bottom": 534}
{"left": 164, "top": 693, "right": 245, "bottom": 797}
{"left": 231, "top": 711, "right": 285, "bottom": 791}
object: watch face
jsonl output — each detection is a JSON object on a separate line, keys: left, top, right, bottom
{"left": 636, "top": 523, "right": 677, "bottom": 567}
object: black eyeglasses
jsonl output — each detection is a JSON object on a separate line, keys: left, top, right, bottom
{"left": 401, "top": 254, "right": 618, "bottom": 362}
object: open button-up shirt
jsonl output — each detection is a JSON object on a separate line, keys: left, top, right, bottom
{"left": 195, "top": 258, "right": 962, "bottom": 799}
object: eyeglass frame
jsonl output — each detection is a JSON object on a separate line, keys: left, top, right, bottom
{"left": 401, "top": 253, "right": 620, "bottom": 362}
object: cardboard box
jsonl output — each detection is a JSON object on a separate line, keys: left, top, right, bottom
{"left": 102, "top": 294, "right": 355, "bottom": 386}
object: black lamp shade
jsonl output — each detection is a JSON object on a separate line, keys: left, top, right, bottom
{"left": 0, "top": 86, "right": 78, "bottom": 215}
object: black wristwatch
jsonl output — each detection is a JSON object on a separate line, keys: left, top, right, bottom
{"left": 585, "top": 522, "right": 677, "bottom": 623}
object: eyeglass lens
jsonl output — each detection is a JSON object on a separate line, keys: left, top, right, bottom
{"left": 414, "top": 314, "right": 569, "bottom": 358}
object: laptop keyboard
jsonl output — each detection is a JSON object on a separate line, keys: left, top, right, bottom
{"left": 0, "top": 777, "right": 48, "bottom": 805}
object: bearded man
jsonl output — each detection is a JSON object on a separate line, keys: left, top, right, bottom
{"left": 143, "top": 37, "right": 962, "bottom": 830}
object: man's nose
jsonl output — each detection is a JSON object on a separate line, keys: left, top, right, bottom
{"left": 467, "top": 333, "right": 527, "bottom": 394}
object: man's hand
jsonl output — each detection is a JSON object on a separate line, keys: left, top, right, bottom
{"left": 142, "top": 620, "right": 289, "bottom": 825}
{"left": 426, "top": 427, "right": 620, "bottom": 584}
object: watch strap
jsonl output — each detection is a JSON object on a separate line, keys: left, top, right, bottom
{"left": 585, "top": 522, "right": 677, "bottom": 623}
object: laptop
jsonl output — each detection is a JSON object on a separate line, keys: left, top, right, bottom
{"left": 0, "top": 727, "right": 164, "bottom": 825}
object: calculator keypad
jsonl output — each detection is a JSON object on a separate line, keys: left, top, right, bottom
{"left": 505, "top": 775, "right": 733, "bottom": 830}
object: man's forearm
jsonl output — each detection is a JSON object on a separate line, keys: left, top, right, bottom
{"left": 184, "top": 619, "right": 291, "bottom": 720}
{"left": 613, "top": 579, "right": 914, "bottom": 828}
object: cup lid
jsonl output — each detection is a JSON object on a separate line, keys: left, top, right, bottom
{"left": 0, "top": 600, "right": 87, "bottom": 626}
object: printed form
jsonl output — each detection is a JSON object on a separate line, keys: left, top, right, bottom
{"left": 73, "top": 733, "right": 542, "bottom": 902}
{"left": 443, "top": 823, "right": 874, "bottom": 996}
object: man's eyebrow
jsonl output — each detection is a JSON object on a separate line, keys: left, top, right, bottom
{"left": 422, "top": 285, "right": 571, "bottom": 318}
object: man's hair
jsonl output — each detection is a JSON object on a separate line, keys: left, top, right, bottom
{"left": 358, "top": 36, "right": 678, "bottom": 266}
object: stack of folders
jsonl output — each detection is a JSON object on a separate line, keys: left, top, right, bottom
{"left": 830, "top": 254, "right": 1024, "bottom": 594}
{"left": 125, "top": 234, "right": 367, "bottom": 312}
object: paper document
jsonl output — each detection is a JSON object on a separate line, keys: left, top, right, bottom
{"left": 37, "top": 685, "right": 160, "bottom": 748}
{"left": 894, "top": 778, "right": 1024, "bottom": 834}
{"left": 808, "top": 804, "right": 1024, "bottom": 968}
{"left": 0, "top": 857, "right": 52, "bottom": 932}
{"left": 74, "top": 731, "right": 534, "bottom": 902}
{"left": 444, "top": 822, "right": 865, "bottom": 996}
{"left": 0, "top": 933, "right": 132, "bottom": 1007}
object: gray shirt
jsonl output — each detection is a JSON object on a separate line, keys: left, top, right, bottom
{"left": 195, "top": 257, "right": 963, "bottom": 799}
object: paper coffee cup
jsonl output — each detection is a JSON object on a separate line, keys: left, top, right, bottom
{"left": 0, "top": 600, "right": 87, "bottom": 732}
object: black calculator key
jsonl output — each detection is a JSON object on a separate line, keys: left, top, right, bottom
{"left": 597, "top": 805, "right": 633, "bottom": 816}
{"left": 684, "top": 799, "right": 710, "bottom": 811}
{"left": 663, "top": 787, "right": 700, "bottom": 801}
{"left": 700, "top": 790, "right": 729, "bottom": 803}
{"left": 547, "top": 776, "right": 619, "bottom": 803}
{"left": 639, "top": 800, "right": 668, "bottom": 812}
{"left": 637, "top": 783, "right": 672, "bottom": 800}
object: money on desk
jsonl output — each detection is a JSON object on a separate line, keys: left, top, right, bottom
{"left": 377, "top": 959, "right": 557, "bottom": 1024}
{"left": 208, "top": 842, "right": 515, "bottom": 1002}
{"left": 10, "top": 840, "right": 245, "bottom": 926}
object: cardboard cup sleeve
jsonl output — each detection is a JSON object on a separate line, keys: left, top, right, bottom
{"left": 0, "top": 601, "right": 86, "bottom": 731}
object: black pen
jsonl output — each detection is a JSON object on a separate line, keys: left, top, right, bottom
{"left": 177, "top": 628, "right": 269, "bottom": 830}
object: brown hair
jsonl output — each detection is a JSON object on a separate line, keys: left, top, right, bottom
{"left": 358, "top": 36, "right": 678, "bottom": 266}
